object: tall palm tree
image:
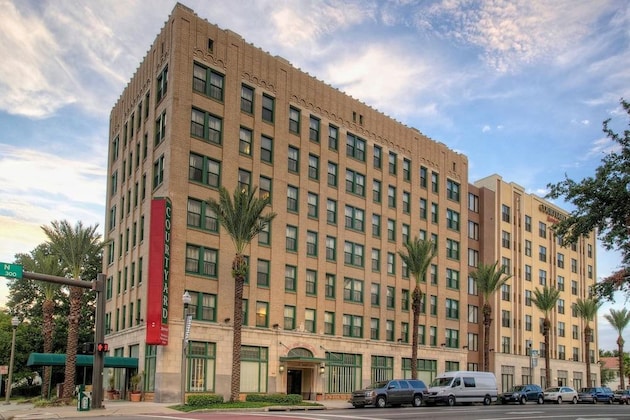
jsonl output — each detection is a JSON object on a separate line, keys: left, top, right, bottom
{"left": 398, "top": 237, "right": 437, "bottom": 379}
{"left": 604, "top": 308, "right": 630, "bottom": 390}
{"left": 206, "top": 186, "right": 276, "bottom": 402}
{"left": 42, "top": 220, "right": 104, "bottom": 400}
{"left": 531, "top": 286, "right": 560, "bottom": 388}
{"left": 574, "top": 298, "right": 602, "bottom": 387}
{"left": 470, "top": 261, "right": 512, "bottom": 372}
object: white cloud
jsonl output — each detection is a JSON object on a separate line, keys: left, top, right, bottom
{"left": 482, "top": 125, "right": 491, "bottom": 132}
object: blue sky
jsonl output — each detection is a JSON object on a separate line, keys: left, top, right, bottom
{"left": 0, "top": 0, "right": 628, "bottom": 350}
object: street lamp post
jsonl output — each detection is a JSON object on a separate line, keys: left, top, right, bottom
{"left": 181, "top": 291, "right": 192, "bottom": 406}
{"left": 4, "top": 317, "right": 19, "bottom": 405}
{"left": 528, "top": 343, "right": 533, "bottom": 383}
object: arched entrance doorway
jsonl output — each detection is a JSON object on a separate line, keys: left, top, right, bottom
{"left": 280, "top": 347, "right": 326, "bottom": 400}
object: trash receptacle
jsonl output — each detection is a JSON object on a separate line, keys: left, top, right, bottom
{"left": 77, "top": 385, "right": 91, "bottom": 411}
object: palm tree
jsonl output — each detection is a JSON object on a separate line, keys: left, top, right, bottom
{"left": 574, "top": 298, "right": 602, "bottom": 387}
{"left": 206, "top": 186, "right": 276, "bottom": 402}
{"left": 604, "top": 308, "right": 630, "bottom": 390}
{"left": 398, "top": 237, "right": 437, "bottom": 379}
{"left": 470, "top": 261, "right": 512, "bottom": 372}
{"left": 42, "top": 220, "right": 104, "bottom": 400}
{"left": 531, "top": 286, "right": 560, "bottom": 388}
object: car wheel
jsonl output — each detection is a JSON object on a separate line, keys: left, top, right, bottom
{"left": 537, "top": 395, "right": 544, "bottom": 405}
{"left": 447, "top": 395, "right": 456, "bottom": 407}
{"left": 572, "top": 396, "right": 578, "bottom": 404}
{"left": 520, "top": 395, "right": 527, "bottom": 405}
{"left": 376, "top": 396, "right": 387, "bottom": 408}
{"left": 557, "top": 397, "right": 562, "bottom": 404}
{"left": 483, "top": 395, "right": 492, "bottom": 406}
{"left": 412, "top": 395, "right": 423, "bottom": 407}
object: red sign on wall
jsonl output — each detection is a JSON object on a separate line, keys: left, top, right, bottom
{"left": 146, "top": 197, "right": 172, "bottom": 345}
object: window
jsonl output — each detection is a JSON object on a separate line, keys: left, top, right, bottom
{"left": 558, "top": 321, "right": 565, "bottom": 337}
{"left": 539, "top": 246, "right": 547, "bottom": 262}
{"left": 308, "top": 154, "right": 319, "bottom": 180}
{"left": 287, "top": 185, "right": 299, "bottom": 212}
{"left": 306, "top": 269, "right": 317, "bottom": 295}
{"left": 371, "top": 283, "right": 380, "bottom": 306}
{"left": 446, "top": 269, "right": 459, "bottom": 289}
{"left": 306, "top": 231, "right": 318, "bottom": 257}
{"left": 525, "top": 315, "right": 532, "bottom": 331}
{"left": 370, "top": 318, "right": 379, "bottom": 340}
{"left": 328, "top": 125, "right": 338, "bottom": 150}
{"left": 524, "top": 215, "right": 532, "bottom": 232}
{"left": 430, "top": 264, "right": 437, "bottom": 285}
{"left": 557, "top": 298, "right": 565, "bottom": 314}
{"left": 343, "top": 314, "right": 363, "bottom": 338}
{"left": 525, "top": 264, "right": 532, "bottom": 281}
{"left": 153, "top": 155, "right": 165, "bottom": 188}
{"left": 557, "top": 253, "right": 565, "bottom": 268}
{"left": 240, "top": 84, "right": 254, "bottom": 113}
{"left": 327, "top": 199, "right": 337, "bottom": 224}
{"left": 373, "top": 179, "right": 382, "bottom": 203}
{"left": 262, "top": 94, "right": 274, "bottom": 122}
{"left": 446, "top": 239, "right": 459, "bottom": 260}
{"left": 431, "top": 172, "right": 439, "bottom": 193}
{"left": 387, "top": 219, "right": 396, "bottom": 241}
{"left": 386, "top": 286, "right": 395, "bottom": 309}
{"left": 388, "top": 185, "right": 396, "bottom": 208}
{"left": 539, "top": 269, "right": 547, "bottom": 285}
{"left": 501, "top": 310, "right": 511, "bottom": 327}
{"left": 259, "top": 175, "right": 272, "bottom": 201}
{"left": 468, "top": 276, "right": 477, "bottom": 295}
{"left": 571, "top": 280, "right": 578, "bottom": 295}
{"left": 255, "top": 302, "right": 268, "bottom": 327}
{"left": 402, "top": 224, "right": 410, "bottom": 244}
{"left": 388, "top": 152, "right": 397, "bottom": 175}
{"left": 447, "top": 209, "right": 460, "bottom": 231}
{"left": 468, "top": 305, "right": 478, "bottom": 323}
{"left": 187, "top": 198, "right": 218, "bottom": 232}
{"left": 192, "top": 62, "right": 224, "bottom": 100}
{"left": 446, "top": 299, "right": 459, "bottom": 319}
{"left": 430, "top": 295, "right": 437, "bottom": 316}
{"left": 539, "top": 222, "right": 547, "bottom": 238}
{"left": 501, "top": 284, "right": 510, "bottom": 301}
{"left": 257, "top": 259, "right": 270, "bottom": 287}
{"left": 502, "top": 205, "right": 510, "bottom": 223}
{"left": 344, "top": 242, "right": 364, "bottom": 267}
{"left": 186, "top": 291, "right": 217, "bottom": 322}
{"left": 502, "top": 337, "right": 511, "bottom": 354}
{"left": 373, "top": 145, "right": 382, "bottom": 169}
{"left": 325, "top": 274, "right": 336, "bottom": 298}
{"left": 468, "top": 221, "right": 479, "bottom": 240}
{"left": 284, "top": 306, "right": 296, "bottom": 330}
{"left": 502, "top": 231, "right": 511, "bottom": 248}
{"left": 288, "top": 146, "right": 299, "bottom": 173}
{"left": 387, "top": 252, "right": 395, "bottom": 275}
{"left": 403, "top": 158, "right": 411, "bottom": 181}
{"left": 402, "top": 191, "right": 411, "bottom": 213}
{"left": 324, "top": 312, "right": 335, "bottom": 335}
{"left": 467, "top": 333, "right": 479, "bottom": 352}
{"left": 344, "top": 277, "right": 363, "bottom": 303}
{"left": 346, "top": 133, "right": 366, "bottom": 161}
{"left": 345, "top": 169, "right": 365, "bottom": 196}
{"left": 345, "top": 205, "right": 364, "bottom": 231}
{"left": 285, "top": 265, "right": 296, "bottom": 291}
{"left": 307, "top": 192, "right": 319, "bottom": 219}
{"left": 156, "top": 65, "right": 168, "bottom": 102}
{"left": 239, "top": 127, "right": 253, "bottom": 156}
{"left": 309, "top": 116, "right": 320, "bottom": 142}
{"left": 445, "top": 329, "right": 458, "bottom": 348}
{"left": 289, "top": 106, "right": 300, "bottom": 133}
{"left": 420, "top": 166, "right": 428, "bottom": 188}
{"left": 185, "top": 244, "right": 218, "bottom": 277}
{"left": 401, "top": 289, "right": 410, "bottom": 311}
{"left": 286, "top": 225, "right": 298, "bottom": 251}
{"left": 372, "top": 214, "right": 381, "bottom": 237}
{"left": 419, "top": 198, "right": 427, "bottom": 219}
{"left": 305, "top": 308, "right": 316, "bottom": 333}
{"left": 190, "top": 108, "right": 222, "bottom": 144}
{"left": 184, "top": 341, "right": 216, "bottom": 393}
{"left": 371, "top": 248, "right": 380, "bottom": 272}
{"left": 525, "top": 240, "right": 532, "bottom": 256}
{"left": 155, "top": 111, "right": 166, "bottom": 145}
{"left": 327, "top": 161, "right": 338, "bottom": 187}
{"left": 557, "top": 275, "right": 565, "bottom": 291}
{"left": 385, "top": 320, "right": 395, "bottom": 342}
{"left": 571, "top": 258, "right": 578, "bottom": 273}
{"left": 447, "top": 179, "right": 460, "bottom": 202}
{"left": 502, "top": 257, "right": 511, "bottom": 275}
{"left": 525, "top": 290, "right": 532, "bottom": 306}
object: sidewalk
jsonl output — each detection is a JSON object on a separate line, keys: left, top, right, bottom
{"left": 0, "top": 399, "right": 352, "bottom": 419}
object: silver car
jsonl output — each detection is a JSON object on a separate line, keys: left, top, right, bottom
{"left": 544, "top": 386, "right": 578, "bottom": 404}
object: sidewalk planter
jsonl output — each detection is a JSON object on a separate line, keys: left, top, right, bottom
{"left": 130, "top": 392, "right": 141, "bottom": 402}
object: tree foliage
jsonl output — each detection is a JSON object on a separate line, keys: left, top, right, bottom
{"left": 546, "top": 99, "right": 630, "bottom": 300}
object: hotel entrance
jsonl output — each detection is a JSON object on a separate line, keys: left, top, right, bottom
{"left": 287, "top": 369, "right": 302, "bottom": 396}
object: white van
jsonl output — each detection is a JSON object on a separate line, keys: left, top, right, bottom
{"left": 425, "top": 371, "right": 498, "bottom": 406}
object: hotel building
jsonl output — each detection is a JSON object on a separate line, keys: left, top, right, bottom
{"left": 103, "top": 3, "right": 598, "bottom": 402}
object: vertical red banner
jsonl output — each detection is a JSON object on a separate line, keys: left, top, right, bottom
{"left": 146, "top": 197, "right": 172, "bottom": 345}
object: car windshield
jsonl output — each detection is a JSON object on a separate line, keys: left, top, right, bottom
{"left": 580, "top": 388, "right": 596, "bottom": 392}
{"left": 430, "top": 377, "right": 453, "bottom": 387}
{"left": 545, "top": 387, "right": 560, "bottom": 392}
{"left": 366, "top": 381, "right": 389, "bottom": 390}
{"left": 510, "top": 385, "right": 525, "bottom": 391}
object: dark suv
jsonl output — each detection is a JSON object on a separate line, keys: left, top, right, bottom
{"left": 577, "top": 387, "right": 614, "bottom": 404}
{"left": 350, "top": 379, "right": 427, "bottom": 408}
{"left": 500, "top": 384, "right": 544, "bottom": 404}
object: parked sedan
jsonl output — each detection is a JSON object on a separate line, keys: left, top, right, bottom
{"left": 613, "top": 390, "right": 630, "bottom": 405}
{"left": 544, "top": 386, "right": 578, "bottom": 404}
{"left": 578, "top": 387, "right": 614, "bottom": 404}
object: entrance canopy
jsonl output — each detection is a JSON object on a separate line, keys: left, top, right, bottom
{"left": 27, "top": 353, "right": 138, "bottom": 369}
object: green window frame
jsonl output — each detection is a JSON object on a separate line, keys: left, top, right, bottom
{"left": 346, "top": 133, "right": 366, "bottom": 161}
{"left": 325, "top": 274, "right": 336, "bottom": 299}
{"left": 240, "top": 346, "right": 268, "bottom": 393}
{"left": 285, "top": 265, "right": 297, "bottom": 292}
{"left": 185, "top": 244, "right": 218, "bottom": 277}
{"left": 286, "top": 225, "right": 298, "bottom": 252}
{"left": 192, "top": 62, "right": 224, "bottom": 101}
{"left": 371, "top": 355, "right": 393, "bottom": 383}
{"left": 191, "top": 107, "right": 222, "bottom": 144}
{"left": 255, "top": 302, "right": 269, "bottom": 328}
{"left": 289, "top": 106, "right": 300, "bottom": 133}
{"left": 187, "top": 197, "right": 218, "bottom": 232}
{"left": 284, "top": 305, "right": 296, "bottom": 330}
{"left": 324, "top": 312, "right": 335, "bottom": 335}
{"left": 188, "top": 152, "right": 220, "bottom": 188}
{"left": 188, "top": 291, "right": 217, "bottom": 322}
{"left": 257, "top": 259, "right": 270, "bottom": 287}
{"left": 342, "top": 314, "right": 363, "bottom": 338}
{"left": 343, "top": 277, "right": 363, "bottom": 303}
{"left": 262, "top": 94, "right": 274, "bottom": 122}
{"left": 305, "top": 308, "right": 316, "bottom": 333}
{"left": 306, "top": 269, "right": 317, "bottom": 295}
{"left": 260, "top": 135, "right": 273, "bottom": 163}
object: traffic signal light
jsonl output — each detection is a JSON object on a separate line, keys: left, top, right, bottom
{"left": 96, "top": 342, "right": 109, "bottom": 353}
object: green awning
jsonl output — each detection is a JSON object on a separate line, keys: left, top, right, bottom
{"left": 27, "top": 353, "right": 138, "bottom": 369}
{"left": 279, "top": 356, "right": 327, "bottom": 363}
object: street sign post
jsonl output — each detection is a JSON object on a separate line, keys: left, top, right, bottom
{"left": 0, "top": 263, "right": 23, "bottom": 279}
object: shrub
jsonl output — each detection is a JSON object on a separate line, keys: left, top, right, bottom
{"left": 186, "top": 393, "right": 224, "bottom": 407}
{"left": 246, "top": 393, "right": 301, "bottom": 404}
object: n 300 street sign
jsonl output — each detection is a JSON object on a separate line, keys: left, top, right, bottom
{"left": 0, "top": 263, "right": 23, "bottom": 279}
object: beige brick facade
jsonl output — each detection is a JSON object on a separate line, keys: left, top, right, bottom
{"left": 103, "top": 4, "right": 597, "bottom": 402}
